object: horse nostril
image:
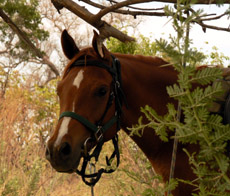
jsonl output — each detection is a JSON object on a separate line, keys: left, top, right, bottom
{"left": 59, "top": 142, "right": 72, "bottom": 157}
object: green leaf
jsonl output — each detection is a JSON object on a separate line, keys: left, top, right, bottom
{"left": 192, "top": 67, "right": 223, "bottom": 85}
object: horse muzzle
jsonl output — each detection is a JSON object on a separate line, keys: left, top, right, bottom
{"left": 45, "top": 141, "right": 82, "bottom": 173}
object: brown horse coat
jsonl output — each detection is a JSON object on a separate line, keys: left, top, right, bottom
{"left": 46, "top": 30, "right": 211, "bottom": 195}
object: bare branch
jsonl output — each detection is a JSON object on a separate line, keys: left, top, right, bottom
{"left": 200, "top": 12, "right": 230, "bottom": 21}
{"left": 81, "top": 0, "right": 166, "bottom": 17}
{"left": 107, "top": 0, "right": 164, "bottom": 11}
{"left": 196, "top": 20, "right": 230, "bottom": 32}
{"left": 188, "top": 7, "right": 230, "bottom": 32}
{"left": 51, "top": 0, "right": 135, "bottom": 42}
{"left": 117, "top": 0, "right": 230, "bottom": 4}
{"left": 0, "top": 50, "right": 7, "bottom": 55}
{"left": 51, "top": 0, "right": 230, "bottom": 44}
{"left": 95, "top": 0, "right": 154, "bottom": 20}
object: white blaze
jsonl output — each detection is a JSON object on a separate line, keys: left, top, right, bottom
{"left": 54, "top": 117, "right": 71, "bottom": 147}
{"left": 73, "top": 69, "right": 84, "bottom": 88}
{"left": 54, "top": 69, "right": 84, "bottom": 147}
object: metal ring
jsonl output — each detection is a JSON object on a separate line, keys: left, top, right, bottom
{"left": 83, "top": 137, "right": 93, "bottom": 157}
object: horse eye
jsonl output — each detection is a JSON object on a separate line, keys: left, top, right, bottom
{"left": 97, "top": 87, "right": 108, "bottom": 97}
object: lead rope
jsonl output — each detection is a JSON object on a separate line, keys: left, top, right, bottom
{"left": 89, "top": 163, "right": 96, "bottom": 196}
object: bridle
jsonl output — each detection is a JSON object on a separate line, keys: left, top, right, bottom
{"left": 59, "top": 55, "right": 126, "bottom": 186}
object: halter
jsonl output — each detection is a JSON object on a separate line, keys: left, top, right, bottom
{"left": 59, "top": 55, "right": 126, "bottom": 186}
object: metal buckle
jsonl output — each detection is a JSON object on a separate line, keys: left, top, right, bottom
{"left": 83, "top": 137, "right": 93, "bottom": 157}
{"left": 94, "top": 126, "right": 103, "bottom": 142}
{"left": 116, "top": 81, "right": 120, "bottom": 88}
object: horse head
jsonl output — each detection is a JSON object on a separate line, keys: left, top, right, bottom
{"left": 46, "top": 30, "right": 122, "bottom": 173}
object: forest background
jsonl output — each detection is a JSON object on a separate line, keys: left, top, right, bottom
{"left": 0, "top": 0, "right": 230, "bottom": 195}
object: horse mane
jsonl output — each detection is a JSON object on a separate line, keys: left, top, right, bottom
{"left": 114, "top": 53, "right": 170, "bottom": 66}
{"left": 62, "top": 46, "right": 172, "bottom": 80}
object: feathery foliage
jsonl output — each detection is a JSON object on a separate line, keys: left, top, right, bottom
{"left": 130, "top": 0, "right": 230, "bottom": 195}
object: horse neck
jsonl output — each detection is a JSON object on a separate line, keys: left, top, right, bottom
{"left": 116, "top": 53, "right": 178, "bottom": 177}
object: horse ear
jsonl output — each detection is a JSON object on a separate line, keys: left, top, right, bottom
{"left": 92, "top": 30, "right": 109, "bottom": 59}
{"left": 61, "top": 30, "right": 79, "bottom": 59}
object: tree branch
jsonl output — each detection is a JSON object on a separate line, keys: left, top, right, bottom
{"left": 51, "top": 0, "right": 135, "bottom": 42}
{"left": 107, "top": 0, "right": 164, "bottom": 11}
{"left": 0, "top": 50, "right": 7, "bottom": 55}
{"left": 189, "top": 7, "right": 230, "bottom": 32}
{"left": 51, "top": 0, "right": 230, "bottom": 43}
{"left": 81, "top": 0, "right": 166, "bottom": 17}
{"left": 196, "top": 20, "right": 230, "bottom": 32}
{"left": 200, "top": 12, "right": 230, "bottom": 21}
{"left": 0, "top": 8, "right": 60, "bottom": 77}
{"left": 124, "top": 0, "right": 230, "bottom": 4}
{"left": 95, "top": 0, "right": 154, "bottom": 20}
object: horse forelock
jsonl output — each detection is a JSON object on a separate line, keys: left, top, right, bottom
{"left": 62, "top": 47, "right": 98, "bottom": 79}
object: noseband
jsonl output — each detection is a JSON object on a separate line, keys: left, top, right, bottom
{"left": 59, "top": 55, "right": 126, "bottom": 186}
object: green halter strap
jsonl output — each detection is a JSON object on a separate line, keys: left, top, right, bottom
{"left": 59, "top": 111, "right": 118, "bottom": 142}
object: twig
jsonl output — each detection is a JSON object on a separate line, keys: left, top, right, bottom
{"left": 95, "top": 0, "right": 154, "bottom": 20}
{"left": 200, "top": 12, "right": 230, "bottom": 21}
{"left": 81, "top": 0, "right": 165, "bottom": 17}
{"left": 52, "top": 0, "right": 230, "bottom": 43}
{"left": 51, "top": 0, "right": 135, "bottom": 42}
{"left": 196, "top": 20, "right": 230, "bottom": 32}
{"left": 106, "top": 0, "right": 164, "bottom": 11}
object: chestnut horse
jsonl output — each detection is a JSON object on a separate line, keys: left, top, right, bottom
{"left": 46, "top": 30, "right": 196, "bottom": 195}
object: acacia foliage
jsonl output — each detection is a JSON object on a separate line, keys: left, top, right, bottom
{"left": 107, "top": 34, "right": 159, "bottom": 56}
{"left": 130, "top": 1, "right": 230, "bottom": 195}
